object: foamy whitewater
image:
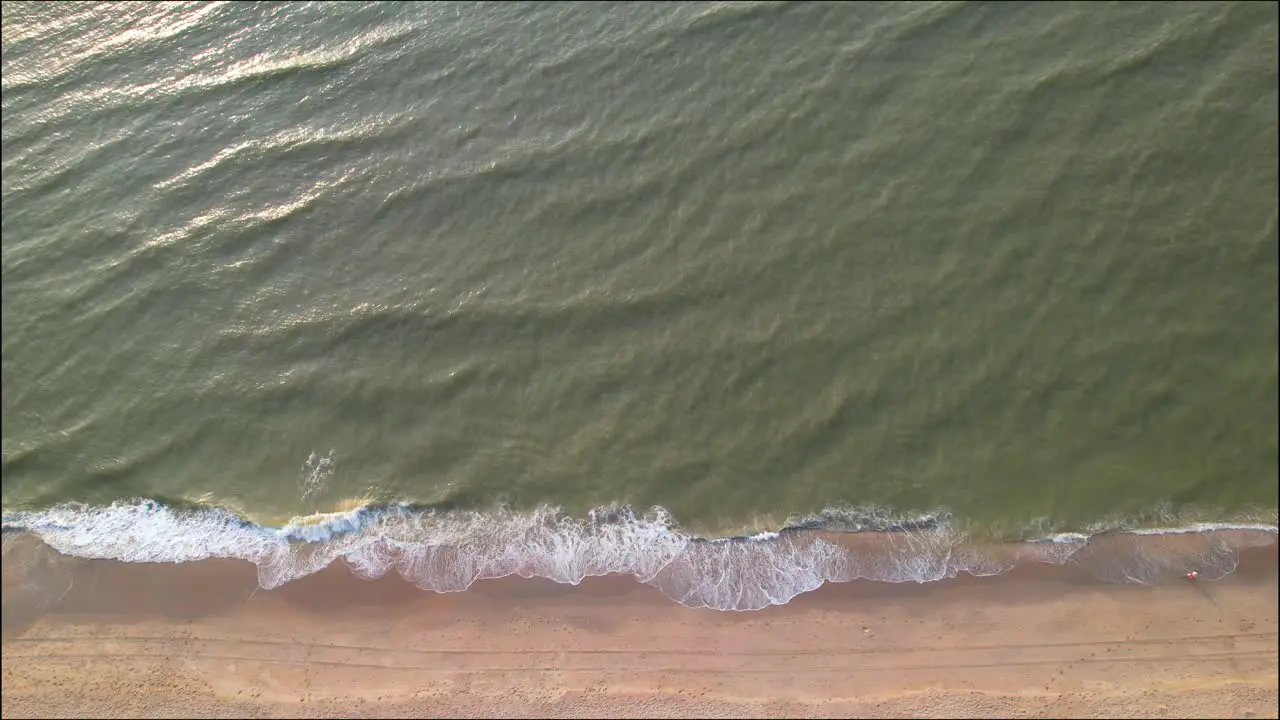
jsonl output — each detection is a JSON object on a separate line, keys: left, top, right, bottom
{"left": 3, "top": 502, "right": 1276, "bottom": 611}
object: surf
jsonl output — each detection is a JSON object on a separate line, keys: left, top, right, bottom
{"left": 3, "top": 500, "right": 1275, "bottom": 611}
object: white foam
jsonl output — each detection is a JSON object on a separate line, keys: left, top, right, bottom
{"left": 3, "top": 501, "right": 1276, "bottom": 610}
{"left": 1125, "top": 522, "right": 1280, "bottom": 536}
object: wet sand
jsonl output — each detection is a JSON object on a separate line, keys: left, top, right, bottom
{"left": 2, "top": 536, "right": 1276, "bottom": 719}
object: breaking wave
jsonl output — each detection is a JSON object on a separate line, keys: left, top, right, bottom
{"left": 2, "top": 501, "right": 1276, "bottom": 611}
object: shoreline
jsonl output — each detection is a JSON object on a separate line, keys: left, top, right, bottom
{"left": 3, "top": 538, "right": 1276, "bottom": 718}
{"left": 7, "top": 498, "right": 1277, "bottom": 541}
{"left": 5, "top": 502, "right": 1277, "bottom": 612}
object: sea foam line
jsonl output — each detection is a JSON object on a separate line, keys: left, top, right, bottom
{"left": 2, "top": 500, "right": 1276, "bottom": 611}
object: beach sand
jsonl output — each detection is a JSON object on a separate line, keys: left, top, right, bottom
{"left": 2, "top": 536, "right": 1276, "bottom": 719}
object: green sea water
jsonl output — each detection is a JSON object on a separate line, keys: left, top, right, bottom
{"left": 2, "top": 1, "right": 1276, "bottom": 538}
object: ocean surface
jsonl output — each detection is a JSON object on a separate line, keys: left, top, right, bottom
{"left": 2, "top": 1, "right": 1277, "bottom": 610}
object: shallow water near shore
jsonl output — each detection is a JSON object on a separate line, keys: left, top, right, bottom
{"left": 4, "top": 502, "right": 1276, "bottom": 610}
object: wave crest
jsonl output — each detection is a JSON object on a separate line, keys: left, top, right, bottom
{"left": 3, "top": 501, "right": 1276, "bottom": 611}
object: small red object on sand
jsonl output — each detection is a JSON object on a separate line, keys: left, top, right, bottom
{"left": 1185, "top": 571, "right": 1198, "bottom": 580}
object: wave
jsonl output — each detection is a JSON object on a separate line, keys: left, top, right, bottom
{"left": 2, "top": 501, "right": 1276, "bottom": 611}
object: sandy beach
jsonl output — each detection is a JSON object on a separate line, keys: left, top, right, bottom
{"left": 2, "top": 536, "right": 1276, "bottom": 719}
